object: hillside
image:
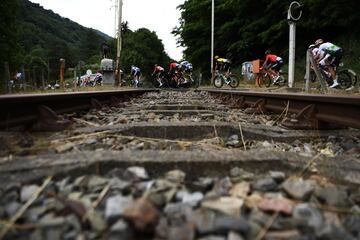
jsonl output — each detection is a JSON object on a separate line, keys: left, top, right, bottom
{"left": 0, "top": 0, "right": 170, "bottom": 90}
{"left": 17, "top": 0, "right": 111, "bottom": 67}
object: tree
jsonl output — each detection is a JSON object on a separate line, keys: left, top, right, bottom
{"left": 118, "top": 28, "right": 171, "bottom": 79}
{"left": 0, "top": 0, "right": 21, "bottom": 90}
{"left": 80, "top": 29, "right": 103, "bottom": 62}
{"left": 174, "top": 0, "right": 360, "bottom": 79}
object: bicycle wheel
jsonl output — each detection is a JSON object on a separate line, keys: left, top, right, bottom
{"left": 337, "top": 70, "right": 352, "bottom": 89}
{"left": 277, "top": 76, "right": 287, "bottom": 87}
{"left": 228, "top": 76, "right": 239, "bottom": 88}
{"left": 264, "top": 74, "right": 272, "bottom": 88}
{"left": 152, "top": 78, "right": 160, "bottom": 88}
{"left": 213, "top": 76, "right": 223, "bottom": 88}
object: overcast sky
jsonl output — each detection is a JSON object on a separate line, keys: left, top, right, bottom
{"left": 29, "top": 0, "right": 185, "bottom": 60}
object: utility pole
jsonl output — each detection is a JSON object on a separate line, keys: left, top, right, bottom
{"left": 59, "top": 58, "right": 65, "bottom": 90}
{"left": 211, "top": 0, "right": 214, "bottom": 80}
{"left": 114, "top": 0, "right": 118, "bottom": 38}
{"left": 287, "top": 1, "right": 302, "bottom": 88}
{"left": 116, "top": 0, "right": 123, "bottom": 86}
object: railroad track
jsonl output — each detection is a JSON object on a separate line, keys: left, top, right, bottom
{"left": 0, "top": 89, "right": 359, "bottom": 239}
{"left": 200, "top": 88, "right": 360, "bottom": 130}
{"left": 1, "top": 88, "right": 359, "bottom": 131}
{"left": 0, "top": 89, "right": 155, "bottom": 130}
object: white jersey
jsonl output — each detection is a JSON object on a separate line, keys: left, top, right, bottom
{"left": 319, "top": 42, "right": 340, "bottom": 55}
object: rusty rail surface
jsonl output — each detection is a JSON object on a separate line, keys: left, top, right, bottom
{"left": 0, "top": 89, "right": 156, "bottom": 130}
{"left": 201, "top": 88, "right": 360, "bottom": 129}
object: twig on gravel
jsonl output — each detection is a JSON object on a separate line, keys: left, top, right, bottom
{"left": 297, "top": 153, "right": 322, "bottom": 178}
{"left": 0, "top": 176, "right": 52, "bottom": 239}
{"left": 238, "top": 123, "right": 247, "bottom": 151}
{"left": 72, "top": 118, "right": 100, "bottom": 127}
{"left": 312, "top": 203, "right": 357, "bottom": 215}
{"left": 92, "top": 184, "right": 111, "bottom": 209}
{"left": 0, "top": 221, "right": 38, "bottom": 230}
{"left": 213, "top": 125, "right": 221, "bottom": 145}
{"left": 82, "top": 184, "right": 111, "bottom": 222}
{"left": 54, "top": 131, "right": 227, "bottom": 152}
{"left": 274, "top": 101, "right": 290, "bottom": 124}
{"left": 51, "top": 130, "right": 112, "bottom": 144}
{"left": 284, "top": 100, "right": 290, "bottom": 118}
{"left": 254, "top": 212, "right": 279, "bottom": 240}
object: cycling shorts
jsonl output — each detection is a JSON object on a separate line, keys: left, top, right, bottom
{"left": 271, "top": 60, "right": 283, "bottom": 71}
{"left": 156, "top": 70, "right": 164, "bottom": 78}
{"left": 329, "top": 48, "right": 343, "bottom": 67}
{"left": 132, "top": 70, "right": 141, "bottom": 77}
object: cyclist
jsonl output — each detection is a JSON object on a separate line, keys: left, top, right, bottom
{"left": 130, "top": 65, "right": 141, "bottom": 87}
{"left": 94, "top": 71, "right": 103, "bottom": 86}
{"left": 214, "top": 56, "right": 231, "bottom": 77}
{"left": 179, "top": 60, "right": 192, "bottom": 72}
{"left": 314, "top": 39, "right": 343, "bottom": 88}
{"left": 179, "top": 60, "right": 193, "bottom": 85}
{"left": 152, "top": 64, "right": 165, "bottom": 87}
{"left": 168, "top": 62, "right": 181, "bottom": 86}
{"left": 261, "top": 50, "right": 284, "bottom": 84}
{"left": 169, "top": 62, "right": 180, "bottom": 75}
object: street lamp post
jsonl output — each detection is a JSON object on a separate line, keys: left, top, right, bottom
{"left": 211, "top": 0, "right": 214, "bottom": 79}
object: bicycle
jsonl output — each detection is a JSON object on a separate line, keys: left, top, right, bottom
{"left": 311, "top": 63, "right": 355, "bottom": 90}
{"left": 182, "top": 72, "right": 194, "bottom": 87}
{"left": 213, "top": 70, "right": 239, "bottom": 88}
{"left": 256, "top": 68, "right": 287, "bottom": 88}
{"left": 152, "top": 72, "right": 168, "bottom": 88}
{"left": 119, "top": 76, "right": 142, "bottom": 88}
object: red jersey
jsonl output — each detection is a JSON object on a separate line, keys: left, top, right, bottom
{"left": 265, "top": 54, "right": 278, "bottom": 63}
{"left": 169, "top": 62, "right": 179, "bottom": 71}
{"left": 264, "top": 54, "right": 281, "bottom": 66}
{"left": 153, "top": 66, "right": 164, "bottom": 73}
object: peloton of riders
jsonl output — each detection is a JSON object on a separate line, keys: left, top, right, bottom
{"left": 165, "top": 60, "right": 193, "bottom": 87}
{"left": 126, "top": 38, "right": 344, "bottom": 89}
{"left": 123, "top": 60, "right": 194, "bottom": 88}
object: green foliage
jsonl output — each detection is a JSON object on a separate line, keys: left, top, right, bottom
{"left": 106, "top": 27, "right": 171, "bottom": 79}
{"left": 0, "top": 0, "right": 21, "bottom": 90}
{"left": 175, "top": 0, "right": 360, "bottom": 78}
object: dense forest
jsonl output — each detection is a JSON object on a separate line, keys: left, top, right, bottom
{"left": 0, "top": 0, "right": 170, "bottom": 91}
{"left": 174, "top": 0, "right": 360, "bottom": 77}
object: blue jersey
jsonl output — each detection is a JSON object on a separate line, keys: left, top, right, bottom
{"left": 180, "top": 61, "right": 193, "bottom": 72}
{"left": 131, "top": 66, "right": 141, "bottom": 75}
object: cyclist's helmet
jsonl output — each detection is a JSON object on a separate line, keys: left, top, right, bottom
{"left": 315, "top": 39, "right": 324, "bottom": 46}
{"left": 265, "top": 50, "right": 271, "bottom": 55}
{"left": 214, "top": 56, "right": 219, "bottom": 59}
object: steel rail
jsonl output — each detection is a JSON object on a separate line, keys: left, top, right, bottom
{"left": 0, "top": 89, "right": 156, "bottom": 129}
{"left": 200, "top": 88, "right": 360, "bottom": 129}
